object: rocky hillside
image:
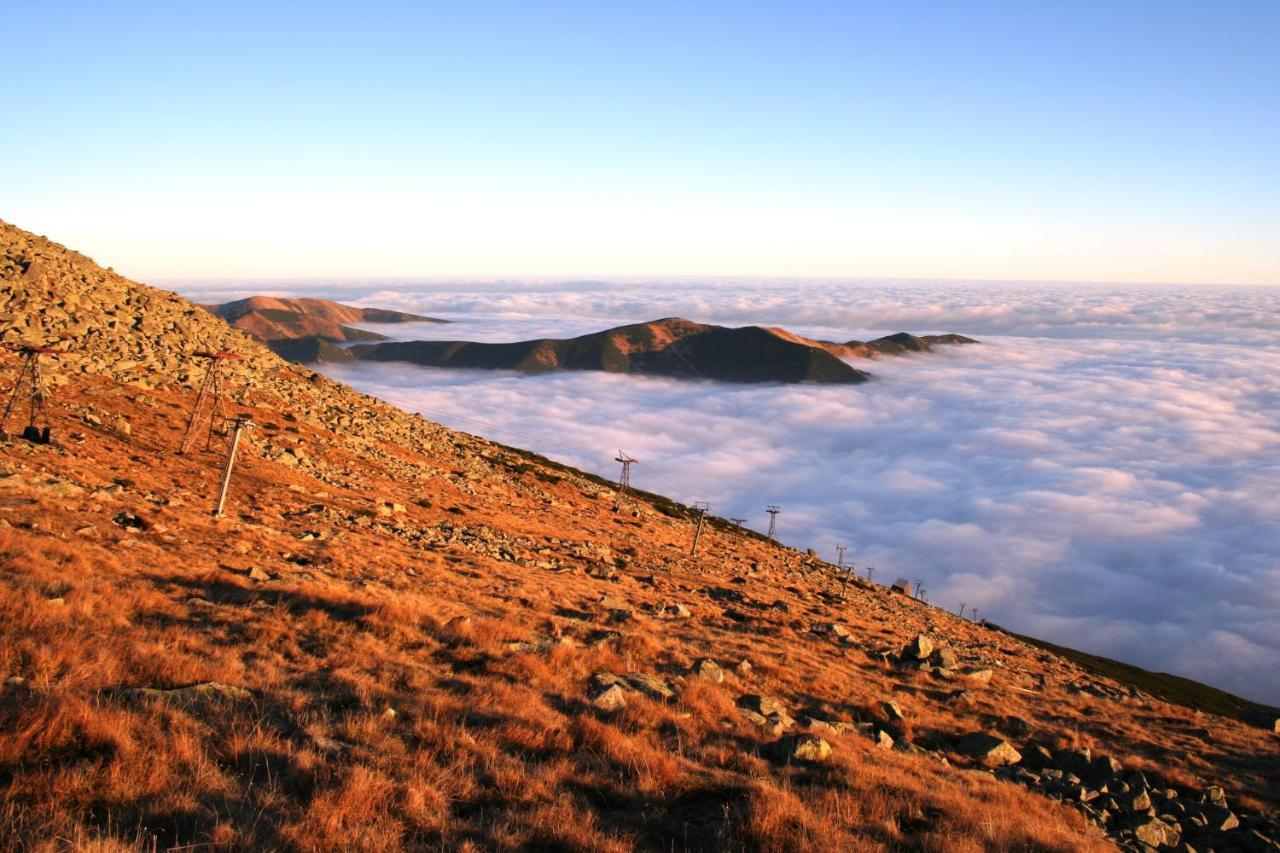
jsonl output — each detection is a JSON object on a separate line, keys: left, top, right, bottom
{"left": 269, "top": 317, "right": 974, "bottom": 385}
{"left": 209, "top": 295, "right": 445, "bottom": 344}
{"left": 1, "top": 218, "right": 1278, "bottom": 852}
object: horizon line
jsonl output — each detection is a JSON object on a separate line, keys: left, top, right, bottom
{"left": 151, "top": 272, "right": 1280, "bottom": 290}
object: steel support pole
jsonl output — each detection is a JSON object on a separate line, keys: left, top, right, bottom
{"left": 213, "top": 419, "right": 249, "bottom": 517}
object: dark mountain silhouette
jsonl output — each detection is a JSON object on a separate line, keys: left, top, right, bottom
{"left": 268, "top": 317, "right": 977, "bottom": 384}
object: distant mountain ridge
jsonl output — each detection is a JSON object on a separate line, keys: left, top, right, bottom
{"left": 207, "top": 295, "right": 446, "bottom": 344}
{"left": 262, "top": 315, "right": 977, "bottom": 385}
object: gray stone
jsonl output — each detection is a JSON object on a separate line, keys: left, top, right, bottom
{"left": 622, "top": 672, "right": 675, "bottom": 701}
{"left": 124, "top": 681, "right": 253, "bottom": 710}
{"left": 955, "top": 732, "right": 1022, "bottom": 766}
{"left": 930, "top": 646, "right": 958, "bottom": 669}
{"left": 1120, "top": 790, "right": 1152, "bottom": 813}
{"left": 902, "top": 634, "right": 934, "bottom": 660}
{"left": 767, "top": 733, "right": 831, "bottom": 763}
{"left": 1053, "top": 747, "right": 1093, "bottom": 776}
{"left": 689, "top": 658, "right": 724, "bottom": 683}
{"left": 959, "top": 666, "right": 993, "bottom": 685}
{"left": 1087, "top": 754, "right": 1124, "bottom": 784}
{"left": 1129, "top": 816, "right": 1177, "bottom": 848}
{"left": 1003, "top": 715, "right": 1032, "bottom": 738}
{"left": 737, "top": 694, "right": 787, "bottom": 717}
{"left": 1018, "top": 742, "right": 1054, "bottom": 770}
{"left": 588, "top": 683, "right": 627, "bottom": 712}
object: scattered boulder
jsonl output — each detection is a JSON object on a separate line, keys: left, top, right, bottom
{"left": 1018, "top": 742, "right": 1054, "bottom": 771}
{"left": 1118, "top": 789, "right": 1152, "bottom": 814}
{"left": 1085, "top": 754, "right": 1123, "bottom": 785}
{"left": 588, "top": 683, "right": 628, "bottom": 712}
{"left": 1205, "top": 806, "right": 1240, "bottom": 832}
{"left": 796, "top": 716, "right": 836, "bottom": 735}
{"left": 1128, "top": 815, "right": 1180, "bottom": 848}
{"left": 738, "top": 694, "right": 787, "bottom": 717}
{"left": 954, "top": 732, "right": 1021, "bottom": 767}
{"left": 655, "top": 602, "right": 691, "bottom": 619}
{"left": 588, "top": 671, "right": 677, "bottom": 703}
{"left": 584, "top": 630, "right": 623, "bottom": 647}
{"left": 624, "top": 673, "right": 675, "bottom": 700}
{"left": 767, "top": 733, "right": 831, "bottom": 763}
{"left": 925, "top": 644, "right": 955, "bottom": 666}
{"left": 811, "top": 621, "right": 851, "bottom": 640}
{"left": 958, "top": 666, "right": 993, "bottom": 686}
{"left": 902, "top": 634, "right": 934, "bottom": 661}
{"left": 1053, "top": 747, "right": 1092, "bottom": 777}
{"left": 123, "top": 681, "right": 253, "bottom": 710}
{"left": 1003, "top": 715, "right": 1032, "bottom": 738}
{"left": 737, "top": 694, "right": 795, "bottom": 735}
{"left": 689, "top": 658, "right": 724, "bottom": 684}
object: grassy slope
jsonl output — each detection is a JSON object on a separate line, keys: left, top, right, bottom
{"left": 1008, "top": 630, "right": 1280, "bottom": 726}
{"left": 2, "top": 219, "right": 1277, "bottom": 850}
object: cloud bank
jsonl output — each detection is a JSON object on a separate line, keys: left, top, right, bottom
{"left": 184, "top": 278, "right": 1280, "bottom": 703}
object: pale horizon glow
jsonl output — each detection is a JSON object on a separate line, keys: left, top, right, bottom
{"left": 2, "top": 2, "right": 1278, "bottom": 285}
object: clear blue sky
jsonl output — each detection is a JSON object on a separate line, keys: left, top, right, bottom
{"left": 3, "top": 1, "right": 1278, "bottom": 283}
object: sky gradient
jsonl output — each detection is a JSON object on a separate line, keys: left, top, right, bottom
{"left": 4, "top": 1, "right": 1279, "bottom": 283}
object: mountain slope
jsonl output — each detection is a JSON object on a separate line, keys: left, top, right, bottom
{"left": 274, "top": 316, "right": 976, "bottom": 384}
{"left": 340, "top": 317, "right": 873, "bottom": 384}
{"left": 210, "top": 295, "right": 446, "bottom": 344}
{"left": 1, "top": 219, "right": 1276, "bottom": 852}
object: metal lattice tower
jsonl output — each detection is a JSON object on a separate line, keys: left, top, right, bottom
{"left": 0, "top": 343, "right": 63, "bottom": 444}
{"left": 179, "top": 351, "right": 242, "bottom": 454}
{"left": 765, "top": 505, "right": 781, "bottom": 540}
{"left": 835, "top": 545, "right": 847, "bottom": 569}
{"left": 690, "top": 501, "right": 711, "bottom": 556}
{"left": 957, "top": 602, "right": 967, "bottom": 619}
{"left": 612, "top": 450, "right": 637, "bottom": 511}
{"left": 915, "top": 579, "right": 925, "bottom": 601}
{"left": 729, "top": 517, "right": 747, "bottom": 529}
{"left": 866, "top": 565, "right": 875, "bottom": 584}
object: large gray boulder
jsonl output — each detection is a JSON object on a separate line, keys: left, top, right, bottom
{"left": 767, "top": 733, "right": 832, "bottom": 763}
{"left": 954, "top": 732, "right": 1022, "bottom": 767}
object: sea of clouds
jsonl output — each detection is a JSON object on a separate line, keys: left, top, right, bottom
{"left": 179, "top": 278, "right": 1280, "bottom": 703}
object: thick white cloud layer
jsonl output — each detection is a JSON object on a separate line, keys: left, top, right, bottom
{"left": 182, "top": 278, "right": 1280, "bottom": 703}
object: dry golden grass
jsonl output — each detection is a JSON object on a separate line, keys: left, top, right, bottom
{"left": 0, "top": 371, "right": 1275, "bottom": 851}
